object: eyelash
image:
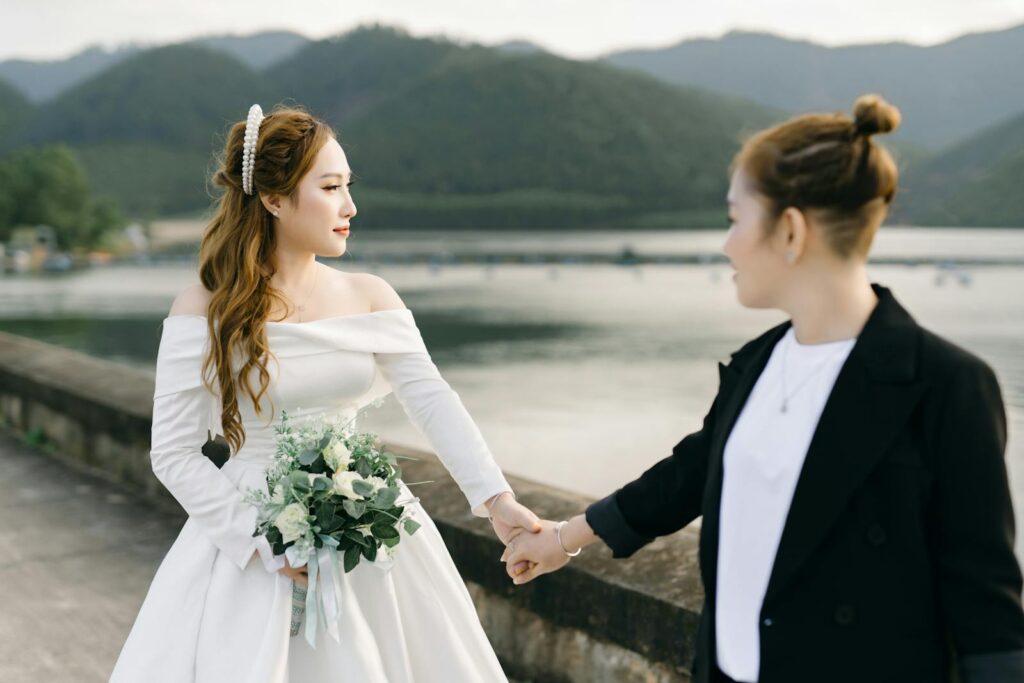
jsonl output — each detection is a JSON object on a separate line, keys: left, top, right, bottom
{"left": 325, "top": 181, "right": 355, "bottom": 191}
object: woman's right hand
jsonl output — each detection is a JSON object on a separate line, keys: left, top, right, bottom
{"left": 278, "top": 556, "right": 308, "bottom": 587}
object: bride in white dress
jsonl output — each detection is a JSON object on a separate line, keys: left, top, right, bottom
{"left": 108, "top": 105, "right": 541, "bottom": 682}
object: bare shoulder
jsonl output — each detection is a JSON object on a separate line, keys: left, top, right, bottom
{"left": 346, "top": 272, "right": 407, "bottom": 312}
{"left": 168, "top": 283, "right": 213, "bottom": 317}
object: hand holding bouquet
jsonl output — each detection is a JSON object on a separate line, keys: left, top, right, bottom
{"left": 243, "top": 410, "right": 424, "bottom": 647}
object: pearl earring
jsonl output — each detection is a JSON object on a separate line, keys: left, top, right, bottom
{"left": 784, "top": 250, "right": 796, "bottom": 264}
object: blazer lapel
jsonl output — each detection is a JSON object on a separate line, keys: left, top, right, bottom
{"left": 762, "top": 285, "right": 927, "bottom": 607}
{"left": 699, "top": 323, "right": 790, "bottom": 597}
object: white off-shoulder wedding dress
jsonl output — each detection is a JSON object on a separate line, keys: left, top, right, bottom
{"left": 109, "top": 308, "right": 512, "bottom": 683}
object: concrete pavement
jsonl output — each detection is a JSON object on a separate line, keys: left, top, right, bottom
{"left": 0, "top": 430, "right": 532, "bottom": 682}
{"left": 0, "top": 429, "right": 185, "bottom": 681}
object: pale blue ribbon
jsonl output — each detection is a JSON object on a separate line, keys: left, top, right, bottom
{"left": 303, "top": 550, "right": 318, "bottom": 648}
{"left": 297, "top": 542, "right": 347, "bottom": 648}
{"left": 295, "top": 537, "right": 400, "bottom": 648}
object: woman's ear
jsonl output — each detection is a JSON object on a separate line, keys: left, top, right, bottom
{"left": 778, "top": 207, "right": 808, "bottom": 265}
{"left": 259, "top": 192, "right": 282, "bottom": 217}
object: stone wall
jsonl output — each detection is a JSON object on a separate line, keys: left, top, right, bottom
{"left": 0, "top": 330, "right": 704, "bottom": 682}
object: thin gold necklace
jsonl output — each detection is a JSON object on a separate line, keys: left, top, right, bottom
{"left": 292, "top": 265, "right": 319, "bottom": 322}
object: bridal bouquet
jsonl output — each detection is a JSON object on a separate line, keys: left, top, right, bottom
{"left": 243, "top": 409, "right": 423, "bottom": 647}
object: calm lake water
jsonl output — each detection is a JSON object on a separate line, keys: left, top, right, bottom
{"left": 2, "top": 228, "right": 1023, "bottom": 559}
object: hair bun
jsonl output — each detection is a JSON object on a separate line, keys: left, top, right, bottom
{"left": 852, "top": 94, "right": 901, "bottom": 137}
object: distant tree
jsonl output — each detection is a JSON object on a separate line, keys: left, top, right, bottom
{"left": 0, "top": 143, "right": 125, "bottom": 249}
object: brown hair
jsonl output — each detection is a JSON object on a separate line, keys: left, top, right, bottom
{"left": 732, "top": 94, "right": 901, "bottom": 258}
{"left": 197, "top": 105, "right": 335, "bottom": 455}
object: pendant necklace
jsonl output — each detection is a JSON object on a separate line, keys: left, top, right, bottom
{"left": 292, "top": 266, "right": 319, "bottom": 322}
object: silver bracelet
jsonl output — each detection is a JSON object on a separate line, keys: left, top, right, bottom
{"left": 555, "top": 520, "right": 582, "bottom": 557}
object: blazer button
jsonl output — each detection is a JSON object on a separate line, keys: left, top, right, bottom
{"left": 762, "top": 617, "right": 774, "bottom": 627}
{"left": 834, "top": 605, "right": 855, "bottom": 625}
{"left": 866, "top": 524, "right": 887, "bottom": 546}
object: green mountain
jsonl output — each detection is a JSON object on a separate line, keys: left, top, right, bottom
{"left": 340, "top": 47, "right": 778, "bottom": 227}
{"left": 11, "top": 44, "right": 277, "bottom": 216}
{"left": 0, "top": 79, "right": 33, "bottom": 149}
{"left": 259, "top": 26, "right": 779, "bottom": 227}
{"left": 264, "top": 26, "right": 461, "bottom": 126}
{"left": 5, "top": 20, "right": 1022, "bottom": 152}
{"left": 0, "top": 32, "right": 308, "bottom": 103}
{"left": 901, "top": 112, "right": 1024, "bottom": 226}
{"left": 4, "top": 24, "right": 1019, "bottom": 227}
{"left": 3, "top": 27, "right": 780, "bottom": 226}
{"left": 604, "top": 24, "right": 1024, "bottom": 149}
{"left": 190, "top": 31, "right": 308, "bottom": 70}
{"left": 0, "top": 45, "right": 143, "bottom": 103}
{"left": 22, "top": 43, "right": 275, "bottom": 149}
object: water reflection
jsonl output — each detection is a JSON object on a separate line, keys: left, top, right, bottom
{"left": 1, "top": 230, "right": 1022, "bottom": 561}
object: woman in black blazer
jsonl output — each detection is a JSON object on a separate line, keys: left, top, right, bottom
{"left": 503, "top": 95, "right": 1024, "bottom": 683}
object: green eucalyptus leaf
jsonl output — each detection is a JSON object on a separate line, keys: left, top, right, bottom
{"left": 356, "top": 459, "right": 373, "bottom": 478}
{"left": 372, "top": 524, "right": 400, "bottom": 540}
{"left": 352, "top": 479, "right": 375, "bottom": 497}
{"left": 344, "top": 530, "right": 370, "bottom": 547}
{"left": 343, "top": 545, "right": 361, "bottom": 573}
{"left": 360, "top": 542, "right": 378, "bottom": 561}
{"left": 342, "top": 499, "right": 366, "bottom": 519}
{"left": 371, "top": 487, "right": 399, "bottom": 509}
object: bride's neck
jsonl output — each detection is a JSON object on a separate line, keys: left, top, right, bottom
{"left": 268, "top": 251, "right": 319, "bottom": 291}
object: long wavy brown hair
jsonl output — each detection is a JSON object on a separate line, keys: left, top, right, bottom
{"left": 197, "top": 105, "right": 335, "bottom": 455}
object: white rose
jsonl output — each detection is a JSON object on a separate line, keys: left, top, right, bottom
{"left": 365, "top": 476, "right": 387, "bottom": 494}
{"left": 272, "top": 503, "right": 309, "bottom": 544}
{"left": 331, "top": 471, "right": 365, "bottom": 500}
{"left": 322, "top": 440, "right": 353, "bottom": 471}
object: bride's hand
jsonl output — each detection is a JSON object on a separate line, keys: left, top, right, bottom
{"left": 501, "top": 520, "right": 571, "bottom": 584}
{"left": 486, "top": 491, "right": 542, "bottom": 545}
{"left": 278, "top": 556, "right": 309, "bottom": 588}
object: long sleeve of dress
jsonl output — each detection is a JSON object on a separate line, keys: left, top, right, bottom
{"left": 374, "top": 349, "right": 512, "bottom": 517}
{"left": 150, "top": 318, "right": 260, "bottom": 572}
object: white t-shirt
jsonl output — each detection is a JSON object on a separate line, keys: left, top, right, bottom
{"left": 715, "top": 327, "right": 857, "bottom": 682}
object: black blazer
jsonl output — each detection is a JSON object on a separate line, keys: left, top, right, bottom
{"left": 586, "top": 284, "right": 1024, "bottom": 683}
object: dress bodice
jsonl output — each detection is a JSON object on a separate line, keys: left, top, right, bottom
{"left": 155, "top": 309, "right": 429, "bottom": 461}
{"left": 149, "top": 307, "right": 512, "bottom": 574}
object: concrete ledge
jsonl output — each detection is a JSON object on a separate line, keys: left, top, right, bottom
{"left": 0, "top": 329, "right": 704, "bottom": 682}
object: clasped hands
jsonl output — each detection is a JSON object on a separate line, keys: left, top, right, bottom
{"left": 486, "top": 492, "right": 582, "bottom": 585}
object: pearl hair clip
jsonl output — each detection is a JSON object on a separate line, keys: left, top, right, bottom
{"left": 241, "top": 104, "right": 264, "bottom": 195}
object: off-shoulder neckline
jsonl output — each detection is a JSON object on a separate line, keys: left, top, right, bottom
{"left": 162, "top": 308, "right": 412, "bottom": 326}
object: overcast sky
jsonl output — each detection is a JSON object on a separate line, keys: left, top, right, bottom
{"left": 3, "top": 0, "right": 1024, "bottom": 62}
